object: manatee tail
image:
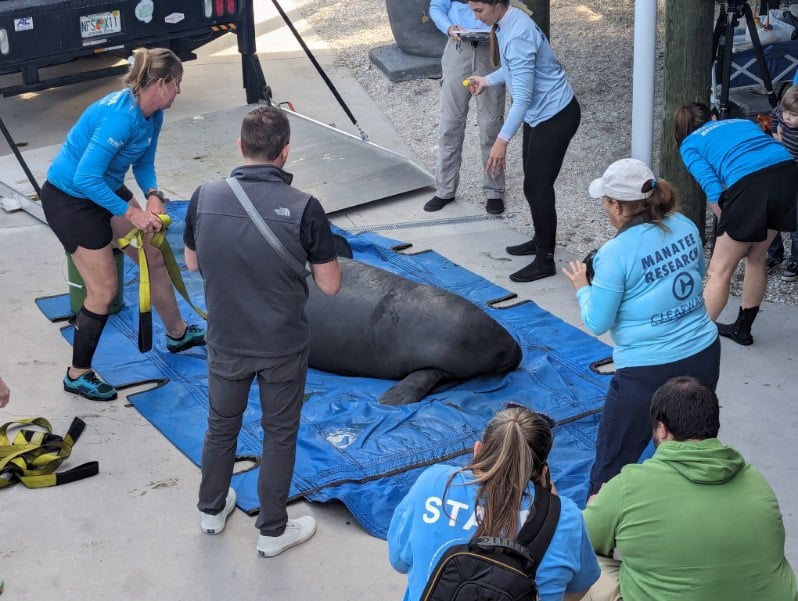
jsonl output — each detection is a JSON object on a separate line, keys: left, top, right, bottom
{"left": 378, "top": 368, "right": 449, "bottom": 405}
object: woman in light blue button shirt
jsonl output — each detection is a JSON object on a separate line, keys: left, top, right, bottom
{"left": 465, "top": 0, "right": 580, "bottom": 282}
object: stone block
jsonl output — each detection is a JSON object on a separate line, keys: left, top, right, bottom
{"left": 369, "top": 44, "right": 442, "bottom": 83}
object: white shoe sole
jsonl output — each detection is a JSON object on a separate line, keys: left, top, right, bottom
{"left": 200, "top": 488, "right": 236, "bottom": 535}
{"left": 257, "top": 518, "right": 316, "bottom": 557}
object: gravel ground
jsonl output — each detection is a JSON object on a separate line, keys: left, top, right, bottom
{"left": 294, "top": 0, "right": 797, "bottom": 305}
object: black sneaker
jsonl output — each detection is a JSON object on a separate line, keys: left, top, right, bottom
{"left": 766, "top": 256, "right": 782, "bottom": 274}
{"left": 423, "top": 196, "right": 454, "bottom": 212}
{"left": 63, "top": 369, "right": 117, "bottom": 401}
{"left": 486, "top": 198, "right": 504, "bottom": 215}
{"left": 782, "top": 260, "right": 798, "bottom": 282}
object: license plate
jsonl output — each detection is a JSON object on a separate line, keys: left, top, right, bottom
{"left": 80, "top": 10, "right": 122, "bottom": 39}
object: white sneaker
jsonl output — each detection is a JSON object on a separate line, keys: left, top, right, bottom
{"left": 257, "top": 516, "right": 317, "bottom": 557}
{"left": 200, "top": 487, "right": 236, "bottom": 534}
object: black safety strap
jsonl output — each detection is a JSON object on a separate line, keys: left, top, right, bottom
{"left": 516, "top": 482, "right": 562, "bottom": 577}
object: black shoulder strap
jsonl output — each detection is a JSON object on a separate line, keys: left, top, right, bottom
{"left": 515, "top": 482, "right": 562, "bottom": 577}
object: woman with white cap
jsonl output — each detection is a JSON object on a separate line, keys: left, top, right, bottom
{"left": 562, "top": 158, "right": 720, "bottom": 496}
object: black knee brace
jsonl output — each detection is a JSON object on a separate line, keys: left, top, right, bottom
{"left": 72, "top": 306, "right": 109, "bottom": 369}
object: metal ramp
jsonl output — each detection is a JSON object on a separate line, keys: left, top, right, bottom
{"left": 285, "top": 110, "right": 433, "bottom": 212}
{"left": 153, "top": 103, "right": 433, "bottom": 212}
{"left": 0, "top": 180, "right": 44, "bottom": 222}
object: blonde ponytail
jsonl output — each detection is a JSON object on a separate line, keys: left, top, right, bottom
{"left": 124, "top": 47, "right": 183, "bottom": 97}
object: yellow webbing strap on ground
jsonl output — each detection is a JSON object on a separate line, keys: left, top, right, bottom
{"left": 116, "top": 213, "right": 207, "bottom": 352}
{"left": 0, "top": 417, "right": 98, "bottom": 489}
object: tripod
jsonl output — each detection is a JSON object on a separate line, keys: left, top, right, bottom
{"left": 712, "top": 0, "right": 777, "bottom": 119}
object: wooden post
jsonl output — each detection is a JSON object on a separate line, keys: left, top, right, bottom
{"left": 659, "top": 0, "right": 714, "bottom": 236}
{"left": 519, "top": 0, "right": 550, "bottom": 39}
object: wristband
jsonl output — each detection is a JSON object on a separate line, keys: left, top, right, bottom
{"left": 146, "top": 188, "right": 167, "bottom": 202}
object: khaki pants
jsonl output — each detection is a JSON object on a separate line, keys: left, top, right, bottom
{"left": 581, "top": 555, "right": 623, "bottom": 601}
{"left": 436, "top": 37, "right": 505, "bottom": 200}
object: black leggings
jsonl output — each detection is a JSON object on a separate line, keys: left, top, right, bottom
{"left": 521, "top": 97, "right": 581, "bottom": 253}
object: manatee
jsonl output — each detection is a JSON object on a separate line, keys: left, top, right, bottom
{"left": 305, "top": 252, "right": 522, "bottom": 405}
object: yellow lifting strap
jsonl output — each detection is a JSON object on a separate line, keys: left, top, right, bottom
{"left": 116, "top": 213, "right": 207, "bottom": 352}
{"left": 0, "top": 417, "right": 98, "bottom": 489}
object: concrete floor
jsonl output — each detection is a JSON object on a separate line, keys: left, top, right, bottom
{"left": 1, "top": 1, "right": 796, "bottom": 599}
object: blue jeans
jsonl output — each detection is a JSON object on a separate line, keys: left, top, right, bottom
{"left": 767, "top": 229, "right": 798, "bottom": 262}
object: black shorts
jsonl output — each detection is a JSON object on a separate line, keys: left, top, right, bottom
{"left": 718, "top": 161, "right": 797, "bottom": 242}
{"left": 41, "top": 181, "right": 132, "bottom": 254}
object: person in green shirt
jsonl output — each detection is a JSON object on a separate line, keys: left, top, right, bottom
{"left": 582, "top": 376, "right": 797, "bottom": 601}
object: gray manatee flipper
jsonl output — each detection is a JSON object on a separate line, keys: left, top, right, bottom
{"left": 378, "top": 368, "right": 450, "bottom": 406}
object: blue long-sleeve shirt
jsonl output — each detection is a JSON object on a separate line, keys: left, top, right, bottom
{"left": 484, "top": 6, "right": 573, "bottom": 139}
{"left": 47, "top": 88, "right": 162, "bottom": 215}
{"left": 574, "top": 213, "right": 717, "bottom": 369}
{"left": 679, "top": 118, "right": 792, "bottom": 204}
{"left": 429, "top": 0, "right": 489, "bottom": 34}
{"left": 388, "top": 463, "right": 600, "bottom": 601}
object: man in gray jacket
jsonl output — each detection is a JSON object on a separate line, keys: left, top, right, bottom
{"left": 184, "top": 106, "right": 341, "bottom": 558}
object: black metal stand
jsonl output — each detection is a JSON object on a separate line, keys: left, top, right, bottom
{"left": 239, "top": 0, "right": 271, "bottom": 104}
{"left": 269, "top": 0, "right": 368, "bottom": 140}
{"left": 712, "top": 0, "right": 777, "bottom": 119}
{"left": 0, "top": 115, "right": 41, "bottom": 198}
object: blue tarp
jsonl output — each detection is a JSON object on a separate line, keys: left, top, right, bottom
{"left": 38, "top": 202, "right": 611, "bottom": 538}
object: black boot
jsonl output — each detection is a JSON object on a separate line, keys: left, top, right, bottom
{"left": 510, "top": 251, "right": 555, "bottom": 282}
{"left": 717, "top": 306, "right": 759, "bottom": 346}
{"left": 506, "top": 238, "right": 537, "bottom": 256}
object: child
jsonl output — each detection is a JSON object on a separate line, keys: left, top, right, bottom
{"left": 766, "top": 84, "right": 798, "bottom": 282}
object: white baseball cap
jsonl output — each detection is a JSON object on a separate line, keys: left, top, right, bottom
{"left": 588, "top": 158, "right": 656, "bottom": 202}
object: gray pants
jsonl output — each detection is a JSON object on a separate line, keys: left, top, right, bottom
{"left": 197, "top": 346, "right": 309, "bottom": 536}
{"left": 437, "top": 38, "right": 505, "bottom": 200}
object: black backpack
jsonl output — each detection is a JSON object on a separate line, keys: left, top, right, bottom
{"left": 420, "top": 482, "right": 561, "bottom": 601}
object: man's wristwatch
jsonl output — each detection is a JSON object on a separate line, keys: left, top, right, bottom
{"left": 146, "top": 188, "right": 167, "bottom": 202}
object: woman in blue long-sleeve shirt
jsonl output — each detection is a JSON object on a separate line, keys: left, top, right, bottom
{"left": 41, "top": 47, "right": 205, "bottom": 401}
{"left": 562, "top": 158, "right": 719, "bottom": 495}
{"left": 675, "top": 102, "right": 797, "bottom": 345}
{"left": 464, "top": 0, "right": 580, "bottom": 282}
{"left": 388, "top": 406, "right": 599, "bottom": 601}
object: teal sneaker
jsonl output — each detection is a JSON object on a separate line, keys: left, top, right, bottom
{"left": 63, "top": 369, "right": 117, "bottom": 401}
{"left": 166, "top": 324, "right": 206, "bottom": 353}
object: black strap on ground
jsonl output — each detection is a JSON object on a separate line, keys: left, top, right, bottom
{"left": 0, "top": 115, "right": 42, "bottom": 198}
{"left": 268, "top": 0, "right": 369, "bottom": 141}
